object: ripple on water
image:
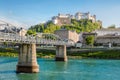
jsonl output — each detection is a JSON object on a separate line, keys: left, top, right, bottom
{"left": 0, "top": 57, "right": 120, "bottom": 80}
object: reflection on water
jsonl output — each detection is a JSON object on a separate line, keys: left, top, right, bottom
{"left": 54, "top": 61, "right": 68, "bottom": 71}
{"left": 16, "top": 73, "right": 39, "bottom": 80}
{"left": 0, "top": 57, "right": 120, "bottom": 80}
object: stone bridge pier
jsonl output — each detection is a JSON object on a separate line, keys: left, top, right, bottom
{"left": 55, "top": 45, "right": 67, "bottom": 61}
{"left": 17, "top": 43, "right": 39, "bottom": 73}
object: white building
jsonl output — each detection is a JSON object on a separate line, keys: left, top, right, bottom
{"left": 75, "top": 12, "right": 96, "bottom": 22}
{"left": 52, "top": 13, "right": 71, "bottom": 26}
{"left": 52, "top": 12, "right": 96, "bottom": 25}
{"left": 93, "top": 29, "right": 120, "bottom": 36}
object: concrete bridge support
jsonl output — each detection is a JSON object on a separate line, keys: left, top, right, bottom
{"left": 17, "top": 43, "right": 39, "bottom": 73}
{"left": 55, "top": 45, "right": 67, "bottom": 61}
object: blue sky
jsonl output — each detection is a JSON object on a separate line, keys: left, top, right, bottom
{"left": 0, "top": 0, "right": 120, "bottom": 28}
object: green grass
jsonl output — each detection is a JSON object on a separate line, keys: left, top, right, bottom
{"left": 0, "top": 48, "right": 120, "bottom": 59}
{"left": 68, "top": 50, "right": 120, "bottom": 59}
{"left": 0, "top": 48, "right": 18, "bottom": 57}
{"left": 37, "top": 49, "right": 55, "bottom": 58}
{"left": 0, "top": 52, "right": 18, "bottom": 57}
{"left": 87, "top": 50, "right": 120, "bottom": 59}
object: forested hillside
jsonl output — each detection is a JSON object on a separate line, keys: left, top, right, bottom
{"left": 28, "top": 19, "right": 102, "bottom": 33}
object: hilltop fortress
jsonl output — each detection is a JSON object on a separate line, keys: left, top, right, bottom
{"left": 52, "top": 12, "right": 98, "bottom": 26}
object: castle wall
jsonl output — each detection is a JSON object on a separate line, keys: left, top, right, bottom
{"left": 52, "top": 12, "right": 97, "bottom": 25}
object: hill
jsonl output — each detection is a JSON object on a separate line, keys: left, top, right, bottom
{"left": 28, "top": 19, "right": 102, "bottom": 33}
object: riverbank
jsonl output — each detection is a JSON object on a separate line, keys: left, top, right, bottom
{"left": 0, "top": 48, "right": 18, "bottom": 57}
{"left": 68, "top": 49, "right": 120, "bottom": 59}
{"left": 0, "top": 48, "right": 120, "bottom": 59}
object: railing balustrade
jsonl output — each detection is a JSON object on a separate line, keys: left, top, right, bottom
{"left": 0, "top": 32, "right": 74, "bottom": 46}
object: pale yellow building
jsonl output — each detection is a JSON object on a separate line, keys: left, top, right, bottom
{"left": 19, "top": 28, "right": 27, "bottom": 36}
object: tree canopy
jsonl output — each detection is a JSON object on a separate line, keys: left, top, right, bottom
{"left": 108, "top": 24, "right": 116, "bottom": 29}
{"left": 85, "top": 36, "right": 95, "bottom": 46}
{"left": 62, "top": 19, "right": 101, "bottom": 33}
{"left": 26, "top": 30, "right": 36, "bottom": 36}
{"left": 29, "top": 21, "right": 61, "bottom": 33}
{"left": 28, "top": 19, "right": 102, "bottom": 33}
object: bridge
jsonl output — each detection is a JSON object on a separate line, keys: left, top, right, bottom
{"left": 0, "top": 32, "right": 74, "bottom": 73}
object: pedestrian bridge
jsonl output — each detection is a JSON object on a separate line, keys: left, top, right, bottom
{"left": 0, "top": 32, "right": 74, "bottom": 73}
{"left": 0, "top": 32, "right": 74, "bottom": 45}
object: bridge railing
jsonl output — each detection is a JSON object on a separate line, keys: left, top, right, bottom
{"left": 0, "top": 32, "right": 75, "bottom": 46}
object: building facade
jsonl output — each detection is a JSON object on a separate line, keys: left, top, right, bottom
{"left": 93, "top": 29, "right": 120, "bottom": 36}
{"left": 52, "top": 14, "right": 71, "bottom": 26}
{"left": 95, "top": 35, "right": 120, "bottom": 47}
{"left": 19, "top": 28, "right": 27, "bottom": 36}
{"left": 75, "top": 12, "right": 96, "bottom": 22}
{"left": 52, "top": 12, "right": 97, "bottom": 25}
{"left": 54, "top": 29, "right": 79, "bottom": 43}
{"left": 94, "top": 29, "right": 120, "bottom": 47}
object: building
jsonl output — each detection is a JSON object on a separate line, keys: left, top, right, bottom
{"left": 0, "top": 27, "right": 27, "bottom": 36}
{"left": 0, "top": 20, "right": 27, "bottom": 36}
{"left": 93, "top": 29, "right": 120, "bottom": 36}
{"left": 52, "top": 12, "right": 97, "bottom": 25}
{"left": 54, "top": 29, "right": 79, "bottom": 43}
{"left": 52, "top": 13, "right": 71, "bottom": 26}
{"left": 93, "top": 29, "right": 120, "bottom": 47}
{"left": 75, "top": 12, "right": 96, "bottom": 22}
{"left": 19, "top": 28, "right": 27, "bottom": 36}
{"left": 95, "top": 35, "right": 120, "bottom": 47}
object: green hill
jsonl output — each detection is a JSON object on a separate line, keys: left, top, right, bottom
{"left": 28, "top": 19, "right": 102, "bottom": 33}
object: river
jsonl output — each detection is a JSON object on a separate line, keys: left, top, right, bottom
{"left": 0, "top": 57, "right": 120, "bottom": 80}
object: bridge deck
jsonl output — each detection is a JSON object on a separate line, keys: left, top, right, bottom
{"left": 0, "top": 32, "right": 74, "bottom": 46}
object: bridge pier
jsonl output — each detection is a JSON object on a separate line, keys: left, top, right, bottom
{"left": 16, "top": 43, "right": 39, "bottom": 73}
{"left": 55, "top": 45, "right": 67, "bottom": 61}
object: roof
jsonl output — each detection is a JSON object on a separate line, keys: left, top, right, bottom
{"left": 95, "top": 28, "right": 120, "bottom": 32}
{"left": 82, "top": 32, "right": 97, "bottom": 35}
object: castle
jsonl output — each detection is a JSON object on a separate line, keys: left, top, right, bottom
{"left": 75, "top": 12, "right": 96, "bottom": 22}
{"left": 52, "top": 12, "right": 96, "bottom": 26}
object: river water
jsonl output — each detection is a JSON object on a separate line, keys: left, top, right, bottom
{"left": 0, "top": 57, "right": 120, "bottom": 80}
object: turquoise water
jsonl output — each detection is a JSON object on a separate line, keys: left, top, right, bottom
{"left": 0, "top": 57, "right": 120, "bottom": 80}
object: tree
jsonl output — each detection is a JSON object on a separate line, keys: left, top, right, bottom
{"left": 28, "top": 19, "right": 102, "bottom": 33}
{"left": 108, "top": 24, "right": 116, "bottom": 29}
{"left": 3, "top": 42, "right": 8, "bottom": 47}
{"left": 85, "top": 36, "right": 95, "bottom": 46}
{"left": 26, "top": 30, "right": 36, "bottom": 36}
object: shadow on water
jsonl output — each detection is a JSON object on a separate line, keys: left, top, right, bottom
{"left": 16, "top": 73, "right": 39, "bottom": 80}
{"left": 0, "top": 70, "right": 16, "bottom": 74}
{"left": 37, "top": 58, "right": 55, "bottom": 62}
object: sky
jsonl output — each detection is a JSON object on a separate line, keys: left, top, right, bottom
{"left": 0, "top": 0, "right": 120, "bottom": 29}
